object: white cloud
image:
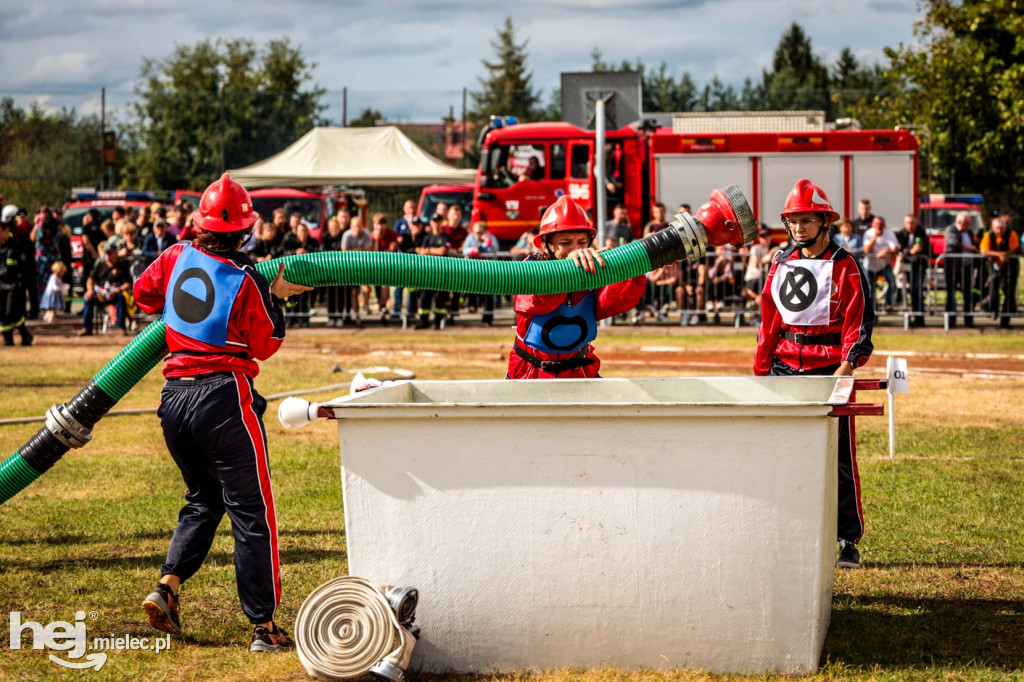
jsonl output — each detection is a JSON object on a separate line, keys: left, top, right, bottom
{"left": 23, "top": 53, "right": 101, "bottom": 86}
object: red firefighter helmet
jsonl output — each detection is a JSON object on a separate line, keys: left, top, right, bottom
{"left": 191, "top": 173, "right": 259, "bottom": 233}
{"left": 533, "top": 196, "right": 595, "bottom": 248}
{"left": 780, "top": 178, "right": 840, "bottom": 224}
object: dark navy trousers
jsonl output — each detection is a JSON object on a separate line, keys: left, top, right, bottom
{"left": 770, "top": 360, "right": 865, "bottom": 544}
{"left": 157, "top": 372, "right": 281, "bottom": 624}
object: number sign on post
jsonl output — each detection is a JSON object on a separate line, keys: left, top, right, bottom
{"left": 886, "top": 356, "right": 910, "bottom": 459}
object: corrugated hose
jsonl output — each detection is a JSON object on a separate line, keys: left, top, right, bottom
{"left": 0, "top": 185, "right": 755, "bottom": 506}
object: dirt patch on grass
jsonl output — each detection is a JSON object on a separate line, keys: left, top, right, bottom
{"left": 304, "top": 338, "right": 1024, "bottom": 379}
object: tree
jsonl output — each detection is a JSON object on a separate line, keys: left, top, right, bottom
{"left": 739, "top": 77, "right": 765, "bottom": 111}
{"left": 349, "top": 108, "right": 383, "bottom": 127}
{"left": 589, "top": 26, "right": 889, "bottom": 118}
{"left": 123, "top": 38, "right": 325, "bottom": 189}
{"left": 761, "top": 23, "right": 831, "bottom": 115}
{"left": 469, "top": 16, "right": 542, "bottom": 131}
{"left": 870, "top": 0, "right": 1023, "bottom": 210}
{"left": 829, "top": 47, "right": 889, "bottom": 121}
{"left": 0, "top": 99, "right": 102, "bottom": 208}
{"left": 831, "top": 48, "right": 864, "bottom": 91}
{"left": 591, "top": 48, "right": 640, "bottom": 75}
{"left": 700, "top": 75, "right": 740, "bottom": 112}
{"left": 591, "top": 50, "right": 698, "bottom": 113}
{"left": 644, "top": 63, "right": 699, "bottom": 113}
{"left": 542, "top": 87, "right": 562, "bottom": 122}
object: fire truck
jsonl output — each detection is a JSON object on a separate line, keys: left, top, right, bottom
{"left": 62, "top": 190, "right": 169, "bottom": 294}
{"left": 919, "top": 193, "right": 987, "bottom": 260}
{"left": 472, "top": 112, "right": 920, "bottom": 246}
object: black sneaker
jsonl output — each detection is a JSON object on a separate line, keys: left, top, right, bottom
{"left": 250, "top": 624, "right": 293, "bottom": 653}
{"left": 142, "top": 583, "right": 181, "bottom": 635}
{"left": 837, "top": 539, "right": 862, "bottom": 569}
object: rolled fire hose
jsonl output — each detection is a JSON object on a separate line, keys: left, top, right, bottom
{"left": 296, "top": 576, "right": 419, "bottom": 681}
{"left": 0, "top": 185, "right": 756, "bottom": 505}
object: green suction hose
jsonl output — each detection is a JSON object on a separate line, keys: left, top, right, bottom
{"left": 0, "top": 186, "right": 756, "bottom": 506}
{"left": 259, "top": 241, "right": 655, "bottom": 295}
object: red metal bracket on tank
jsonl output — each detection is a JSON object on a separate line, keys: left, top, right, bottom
{"left": 828, "top": 378, "right": 887, "bottom": 417}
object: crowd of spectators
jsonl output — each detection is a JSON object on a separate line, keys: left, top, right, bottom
{"left": 0, "top": 191, "right": 1018, "bottom": 338}
{"left": 832, "top": 198, "right": 1018, "bottom": 328}
{"left": 241, "top": 198, "right": 500, "bottom": 330}
{"left": 628, "top": 196, "right": 1019, "bottom": 328}
{"left": 0, "top": 193, "right": 509, "bottom": 335}
{"left": 64, "top": 201, "right": 199, "bottom": 335}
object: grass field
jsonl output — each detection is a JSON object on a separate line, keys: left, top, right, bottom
{"left": 0, "top": 325, "right": 1022, "bottom": 681}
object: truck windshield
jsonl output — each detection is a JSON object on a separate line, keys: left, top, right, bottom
{"left": 482, "top": 143, "right": 545, "bottom": 188}
{"left": 921, "top": 208, "right": 983, "bottom": 233}
{"left": 251, "top": 197, "right": 322, "bottom": 227}
{"left": 62, "top": 207, "right": 121, "bottom": 233}
{"left": 420, "top": 192, "right": 473, "bottom": 222}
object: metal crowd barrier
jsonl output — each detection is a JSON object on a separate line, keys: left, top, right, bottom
{"left": 307, "top": 251, "right": 529, "bottom": 329}
{"left": 621, "top": 250, "right": 1022, "bottom": 332}
{"left": 255, "top": 249, "right": 1024, "bottom": 332}
{"left": 925, "top": 253, "right": 1023, "bottom": 332}
{"left": 623, "top": 253, "right": 765, "bottom": 328}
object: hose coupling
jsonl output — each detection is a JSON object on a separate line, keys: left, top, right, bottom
{"left": 668, "top": 212, "right": 709, "bottom": 261}
{"left": 44, "top": 404, "right": 93, "bottom": 449}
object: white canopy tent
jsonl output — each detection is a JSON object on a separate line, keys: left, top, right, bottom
{"left": 227, "top": 126, "right": 477, "bottom": 188}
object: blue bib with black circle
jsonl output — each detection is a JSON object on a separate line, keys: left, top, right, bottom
{"left": 164, "top": 245, "right": 246, "bottom": 346}
{"left": 523, "top": 290, "right": 598, "bottom": 354}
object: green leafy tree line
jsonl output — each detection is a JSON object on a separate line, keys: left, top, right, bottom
{"left": 582, "top": 23, "right": 886, "bottom": 119}
{"left": 122, "top": 37, "right": 326, "bottom": 191}
{"left": 862, "top": 0, "right": 1023, "bottom": 212}
{"left": 468, "top": 17, "right": 544, "bottom": 130}
{"left": 467, "top": 20, "right": 886, "bottom": 123}
{"left": 0, "top": 99, "right": 104, "bottom": 209}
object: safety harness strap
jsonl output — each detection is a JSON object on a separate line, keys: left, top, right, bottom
{"left": 514, "top": 343, "right": 594, "bottom": 373}
{"left": 169, "top": 349, "right": 250, "bottom": 359}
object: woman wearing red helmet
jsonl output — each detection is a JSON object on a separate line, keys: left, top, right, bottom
{"left": 754, "top": 178, "right": 875, "bottom": 570}
{"left": 133, "top": 173, "right": 311, "bottom": 653}
{"left": 507, "top": 195, "right": 646, "bottom": 380}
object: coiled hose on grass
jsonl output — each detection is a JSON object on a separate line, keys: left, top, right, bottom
{"left": 295, "top": 576, "right": 418, "bottom": 680}
{"left": 0, "top": 186, "right": 756, "bottom": 506}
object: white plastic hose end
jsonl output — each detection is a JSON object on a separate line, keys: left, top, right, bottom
{"left": 278, "top": 397, "right": 318, "bottom": 429}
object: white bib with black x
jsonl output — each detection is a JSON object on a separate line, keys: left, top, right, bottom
{"left": 770, "top": 258, "right": 833, "bottom": 326}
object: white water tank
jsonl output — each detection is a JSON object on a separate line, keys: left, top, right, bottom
{"left": 320, "top": 376, "right": 853, "bottom": 675}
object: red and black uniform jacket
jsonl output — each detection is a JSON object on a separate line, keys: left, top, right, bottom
{"left": 754, "top": 244, "right": 874, "bottom": 375}
{"left": 507, "top": 274, "right": 645, "bottom": 380}
{"left": 134, "top": 242, "right": 286, "bottom": 379}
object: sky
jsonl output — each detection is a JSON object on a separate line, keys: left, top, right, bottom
{"left": 0, "top": 0, "right": 921, "bottom": 123}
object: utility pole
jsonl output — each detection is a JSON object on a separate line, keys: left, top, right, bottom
{"left": 594, "top": 95, "right": 609, "bottom": 329}
{"left": 99, "top": 87, "right": 106, "bottom": 190}
{"left": 342, "top": 87, "right": 348, "bottom": 127}
{"left": 219, "top": 86, "right": 226, "bottom": 174}
{"left": 595, "top": 97, "right": 606, "bottom": 249}
{"left": 461, "top": 87, "right": 468, "bottom": 168}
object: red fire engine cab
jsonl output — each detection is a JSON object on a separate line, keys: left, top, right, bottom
{"left": 472, "top": 113, "right": 919, "bottom": 247}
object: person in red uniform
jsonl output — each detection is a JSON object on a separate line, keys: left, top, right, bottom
{"left": 507, "top": 195, "right": 645, "bottom": 379}
{"left": 754, "top": 178, "right": 875, "bottom": 569}
{"left": 134, "top": 173, "right": 311, "bottom": 652}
